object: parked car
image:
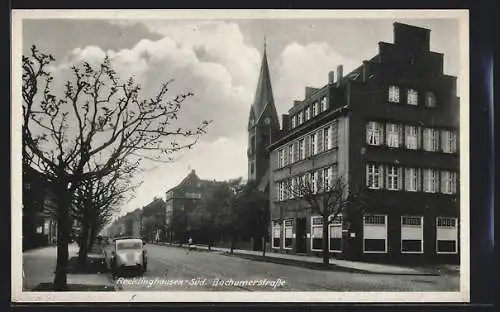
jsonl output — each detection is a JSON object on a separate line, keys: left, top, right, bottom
{"left": 103, "top": 237, "right": 147, "bottom": 276}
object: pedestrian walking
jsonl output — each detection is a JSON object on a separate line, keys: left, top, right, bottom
{"left": 186, "top": 237, "right": 194, "bottom": 254}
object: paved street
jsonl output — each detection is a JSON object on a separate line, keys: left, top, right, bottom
{"left": 22, "top": 244, "right": 459, "bottom": 292}
{"left": 114, "top": 244, "right": 459, "bottom": 292}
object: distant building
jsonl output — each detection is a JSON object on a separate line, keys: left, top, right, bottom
{"left": 165, "top": 169, "right": 222, "bottom": 243}
{"left": 22, "top": 166, "right": 58, "bottom": 250}
{"left": 142, "top": 197, "right": 167, "bottom": 242}
{"left": 267, "top": 23, "right": 459, "bottom": 263}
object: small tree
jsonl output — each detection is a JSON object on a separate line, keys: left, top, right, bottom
{"left": 286, "top": 173, "right": 366, "bottom": 265}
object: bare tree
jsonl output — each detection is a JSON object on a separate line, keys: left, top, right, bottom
{"left": 284, "top": 171, "right": 366, "bottom": 265}
{"left": 72, "top": 161, "right": 139, "bottom": 268}
{"left": 22, "top": 46, "right": 210, "bottom": 290}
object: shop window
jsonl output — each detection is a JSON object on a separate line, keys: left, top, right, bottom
{"left": 311, "top": 216, "right": 323, "bottom": 251}
{"left": 436, "top": 217, "right": 458, "bottom": 254}
{"left": 401, "top": 216, "right": 423, "bottom": 253}
{"left": 363, "top": 214, "right": 387, "bottom": 253}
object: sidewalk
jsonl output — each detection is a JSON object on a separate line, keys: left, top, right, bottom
{"left": 23, "top": 244, "right": 115, "bottom": 291}
{"left": 154, "top": 242, "right": 452, "bottom": 276}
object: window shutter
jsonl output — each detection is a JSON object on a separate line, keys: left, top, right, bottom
{"left": 379, "top": 123, "right": 385, "bottom": 145}
{"left": 294, "top": 142, "right": 299, "bottom": 161}
{"left": 378, "top": 164, "right": 384, "bottom": 188}
{"left": 305, "top": 135, "right": 310, "bottom": 157}
{"left": 398, "top": 167, "right": 403, "bottom": 190}
{"left": 317, "top": 129, "right": 323, "bottom": 152}
{"left": 398, "top": 124, "right": 403, "bottom": 148}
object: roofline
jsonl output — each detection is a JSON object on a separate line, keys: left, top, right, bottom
{"left": 268, "top": 105, "right": 350, "bottom": 151}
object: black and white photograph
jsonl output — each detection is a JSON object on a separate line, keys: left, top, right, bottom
{"left": 11, "top": 9, "right": 469, "bottom": 302}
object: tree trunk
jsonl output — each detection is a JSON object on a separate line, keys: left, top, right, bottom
{"left": 230, "top": 228, "right": 235, "bottom": 254}
{"left": 322, "top": 221, "right": 329, "bottom": 266}
{"left": 53, "top": 186, "right": 72, "bottom": 291}
{"left": 262, "top": 235, "right": 266, "bottom": 257}
{"left": 77, "top": 222, "right": 90, "bottom": 269}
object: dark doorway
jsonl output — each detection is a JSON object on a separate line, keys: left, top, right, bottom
{"left": 296, "top": 217, "right": 307, "bottom": 253}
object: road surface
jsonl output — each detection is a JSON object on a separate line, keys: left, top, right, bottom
{"left": 113, "top": 244, "right": 459, "bottom": 292}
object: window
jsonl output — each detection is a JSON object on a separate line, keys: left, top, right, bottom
{"left": 305, "top": 107, "right": 311, "bottom": 121}
{"left": 436, "top": 217, "right": 458, "bottom": 254}
{"left": 407, "top": 89, "right": 418, "bottom": 105}
{"left": 363, "top": 214, "right": 387, "bottom": 253}
{"left": 401, "top": 216, "right": 424, "bottom": 253}
{"left": 324, "top": 126, "right": 332, "bottom": 150}
{"left": 386, "top": 123, "right": 402, "bottom": 148}
{"left": 316, "top": 169, "right": 324, "bottom": 192}
{"left": 312, "top": 102, "right": 318, "bottom": 117}
{"left": 331, "top": 121, "right": 338, "bottom": 148}
{"left": 311, "top": 216, "right": 323, "bottom": 251}
{"left": 288, "top": 144, "right": 294, "bottom": 164}
{"left": 388, "top": 85, "right": 400, "bottom": 103}
{"left": 293, "top": 142, "right": 299, "bottom": 162}
{"left": 278, "top": 149, "right": 284, "bottom": 168}
{"left": 272, "top": 221, "right": 281, "bottom": 249}
{"left": 311, "top": 171, "right": 317, "bottom": 193}
{"left": 298, "top": 139, "right": 305, "bottom": 160}
{"left": 441, "top": 130, "right": 457, "bottom": 153}
{"left": 423, "top": 128, "right": 439, "bottom": 152}
{"left": 366, "top": 121, "right": 383, "bottom": 146}
{"left": 310, "top": 133, "right": 317, "bottom": 155}
{"left": 366, "top": 164, "right": 383, "bottom": 189}
{"left": 317, "top": 129, "right": 324, "bottom": 153}
{"left": 405, "top": 125, "right": 419, "bottom": 150}
{"left": 386, "top": 166, "right": 402, "bottom": 190}
{"left": 298, "top": 111, "right": 303, "bottom": 125}
{"left": 405, "top": 167, "right": 421, "bottom": 192}
{"left": 321, "top": 96, "right": 328, "bottom": 111}
{"left": 441, "top": 171, "right": 457, "bottom": 194}
{"left": 423, "top": 168, "right": 439, "bottom": 193}
{"left": 329, "top": 216, "right": 343, "bottom": 252}
{"left": 291, "top": 115, "right": 296, "bottom": 128}
{"left": 425, "top": 92, "right": 436, "bottom": 107}
{"left": 278, "top": 181, "right": 286, "bottom": 201}
{"left": 323, "top": 167, "right": 333, "bottom": 190}
{"left": 36, "top": 225, "right": 43, "bottom": 234}
{"left": 283, "top": 219, "right": 293, "bottom": 249}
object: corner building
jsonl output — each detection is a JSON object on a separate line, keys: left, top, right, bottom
{"left": 268, "top": 23, "right": 460, "bottom": 264}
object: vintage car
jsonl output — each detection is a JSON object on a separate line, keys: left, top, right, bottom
{"left": 103, "top": 237, "right": 147, "bottom": 276}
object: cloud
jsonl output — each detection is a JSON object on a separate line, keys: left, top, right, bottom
{"left": 52, "top": 21, "right": 261, "bottom": 144}
{"left": 273, "top": 41, "right": 359, "bottom": 115}
{"left": 46, "top": 21, "right": 259, "bottom": 214}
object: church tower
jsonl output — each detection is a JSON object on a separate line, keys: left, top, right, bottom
{"left": 247, "top": 40, "right": 280, "bottom": 186}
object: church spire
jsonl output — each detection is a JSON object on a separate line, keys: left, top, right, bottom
{"left": 250, "top": 37, "right": 276, "bottom": 125}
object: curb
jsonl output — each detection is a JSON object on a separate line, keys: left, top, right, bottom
{"left": 153, "top": 243, "right": 438, "bottom": 276}
{"left": 220, "top": 252, "right": 439, "bottom": 276}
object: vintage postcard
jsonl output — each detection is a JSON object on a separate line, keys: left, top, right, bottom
{"left": 11, "top": 9, "right": 469, "bottom": 302}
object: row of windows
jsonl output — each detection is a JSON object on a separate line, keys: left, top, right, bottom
{"left": 366, "top": 164, "right": 458, "bottom": 194}
{"left": 277, "top": 121, "right": 338, "bottom": 168}
{"left": 290, "top": 96, "right": 329, "bottom": 129}
{"left": 272, "top": 216, "right": 458, "bottom": 254}
{"left": 362, "top": 215, "right": 458, "bottom": 254}
{"left": 388, "top": 85, "right": 437, "bottom": 107}
{"left": 275, "top": 165, "right": 338, "bottom": 201}
{"left": 366, "top": 121, "right": 458, "bottom": 153}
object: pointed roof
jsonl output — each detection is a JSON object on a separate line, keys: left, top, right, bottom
{"left": 250, "top": 41, "right": 276, "bottom": 124}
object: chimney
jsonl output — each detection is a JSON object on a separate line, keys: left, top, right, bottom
{"left": 281, "top": 114, "right": 290, "bottom": 131}
{"left": 328, "top": 71, "right": 335, "bottom": 85}
{"left": 362, "top": 61, "right": 368, "bottom": 82}
{"left": 336, "top": 65, "right": 343, "bottom": 86}
{"left": 305, "top": 87, "right": 316, "bottom": 98}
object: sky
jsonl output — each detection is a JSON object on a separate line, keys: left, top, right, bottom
{"left": 21, "top": 13, "right": 461, "bottom": 218}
